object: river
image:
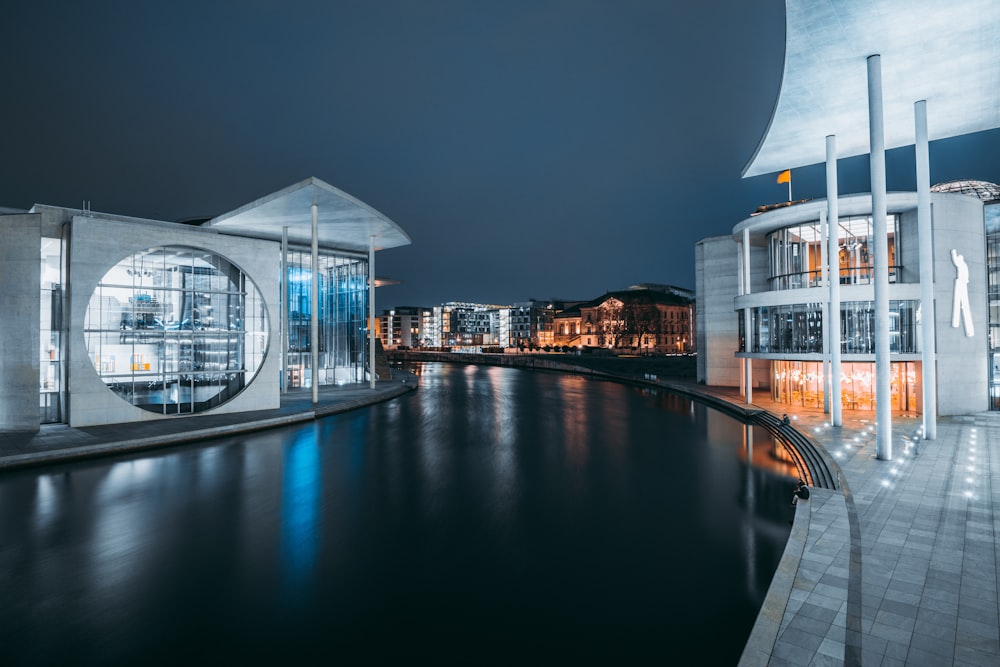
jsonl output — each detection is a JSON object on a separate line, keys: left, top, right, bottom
{"left": 0, "top": 361, "right": 797, "bottom": 664}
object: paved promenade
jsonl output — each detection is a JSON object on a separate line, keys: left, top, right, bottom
{"left": 716, "top": 387, "right": 1000, "bottom": 667}
{"left": 0, "top": 373, "right": 417, "bottom": 471}
{"left": 1, "top": 363, "right": 997, "bottom": 666}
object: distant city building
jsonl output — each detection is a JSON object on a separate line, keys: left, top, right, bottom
{"left": 379, "top": 306, "right": 428, "bottom": 349}
{"left": 383, "top": 289, "right": 694, "bottom": 354}
{"left": 579, "top": 287, "right": 695, "bottom": 354}
{"left": 550, "top": 304, "right": 583, "bottom": 349}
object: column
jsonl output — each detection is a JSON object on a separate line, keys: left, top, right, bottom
{"left": 743, "top": 227, "right": 753, "bottom": 405}
{"left": 369, "top": 234, "right": 376, "bottom": 390}
{"left": 821, "top": 208, "right": 830, "bottom": 414}
{"left": 311, "top": 203, "right": 319, "bottom": 405}
{"left": 280, "top": 226, "right": 288, "bottom": 394}
{"left": 827, "top": 135, "right": 843, "bottom": 426}
{"left": 868, "top": 54, "right": 891, "bottom": 459}
{"left": 915, "top": 100, "right": 937, "bottom": 440}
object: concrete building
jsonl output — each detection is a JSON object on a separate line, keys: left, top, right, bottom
{"left": 379, "top": 306, "right": 428, "bottom": 349}
{"left": 697, "top": 186, "right": 991, "bottom": 416}
{"left": 11, "top": 177, "right": 410, "bottom": 432}
{"left": 696, "top": 0, "right": 1000, "bottom": 460}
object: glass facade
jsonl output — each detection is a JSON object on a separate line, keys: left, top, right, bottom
{"left": 987, "top": 203, "right": 1000, "bottom": 409}
{"left": 767, "top": 215, "right": 900, "bottom": 290}
{"left": 740, "top": 300, "right": 919, "bottom": 355}
{"left": 84, "top": 247, "right": 268, "bottom": 414}
{"left": 283, "top": 250, "right": 369, "bottom": 387}
{"left": 772, "top": 360, "right": 921, "bottom": 412}
{"left": 40, "top": 237, "right": 63, "bottom": 423}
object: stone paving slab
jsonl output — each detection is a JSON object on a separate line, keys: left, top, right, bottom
{"left": 718, "top": 384, "right": 1000, "bottom": 667}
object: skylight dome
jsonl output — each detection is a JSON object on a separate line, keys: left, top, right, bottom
{"left": 931, "top": 180, "right": 1000, "bottom": 203}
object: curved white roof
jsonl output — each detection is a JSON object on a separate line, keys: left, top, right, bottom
{"left": 204, "top": 177, "right": 411, "bottom": 253}
{"left": 743, "top": 0, "right": 1000, "bottom": 178}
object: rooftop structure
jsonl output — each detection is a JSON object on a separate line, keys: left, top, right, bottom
{"left": 743, "top": 0, "right": 1000, "bottom": 177}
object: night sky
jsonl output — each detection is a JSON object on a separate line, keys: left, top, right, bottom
{"left": 4, "top": 1, "right": 1000, "bottom": 309}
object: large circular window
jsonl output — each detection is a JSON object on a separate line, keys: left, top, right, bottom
{"left": 84, "top": 246, "right": 269, "bottom": 414}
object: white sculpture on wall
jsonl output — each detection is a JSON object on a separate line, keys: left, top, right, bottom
{"left": 951, "top": 248, "right": 974, "bottom": 337}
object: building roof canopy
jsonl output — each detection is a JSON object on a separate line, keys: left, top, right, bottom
{"left": 743, "top": 0, "right": 1000, "bottom": 177}
{"left": 204, "top": 177, "right": 410, "bottom": 253}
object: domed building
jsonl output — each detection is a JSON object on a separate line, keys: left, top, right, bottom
{"left": 931, "top": 180, "right": 1000, "bottom": 203}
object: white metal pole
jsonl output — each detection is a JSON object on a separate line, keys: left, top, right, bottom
{"left": 915, "top": 100, "right": 937, "bottom": 441}
{"left": 827, "top": 135, "right": 843, "bottom": 426}
{"left": 369, "top": 234, "right": 376, "bottom": 389}
{"left": 743, "top": 227, "right": 752, "bottom": 405}
{"left": 868, "top": 54, "right": 892, "bottom": 460}
{"left": 280, "top": 226, "right": 288, "bottom": 394}
{"left": 821, "top": 209, "right": 830, "bottom": 414}
{"left": 311, "top": 203, "right": 319, "bottom": 405}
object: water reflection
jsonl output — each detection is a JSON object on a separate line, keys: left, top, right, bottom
{"left": 281, "top": 426, "right": 321, "bottom": 601}
{"left": 0, "top": 362, "right": 798, "bottom": 664}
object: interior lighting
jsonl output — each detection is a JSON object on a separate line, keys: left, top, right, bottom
{"left": 881, "top": 479, "right": 891, "bottom": 487}
{"left": 966, "top": 477, "right": 974, "bottom": 484}
{"left": 965, "top": 491, "right": 973, "bottom": 498}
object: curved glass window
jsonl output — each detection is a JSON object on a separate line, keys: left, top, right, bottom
{"left": 84, "top": 247, "right": 268, "bottom": 414}
{"left": 768, "top": 215, "right": 900, "bottom": 290}
{"left": 741, "top": 300, "right": 919, "bottom": 355}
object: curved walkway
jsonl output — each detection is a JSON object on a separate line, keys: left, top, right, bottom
{"left": 0, "top": 374, "right": 417, "bottom": 471}
{"left": 705, "top": 387, "right": 1000, "bottom": 667}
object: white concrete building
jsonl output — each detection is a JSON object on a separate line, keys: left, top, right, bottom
{"left": 697, "top": 189, "right": 989, "bottom": 417}
{"left": 6, "top": 177, "right": 410, "bottom": 432}
{"left": 697, "top": 0, "right": 1000, "bottom": 457}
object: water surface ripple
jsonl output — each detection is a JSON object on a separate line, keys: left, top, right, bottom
{"left": 0, "top": 362, "right": 797, "bottom": 664}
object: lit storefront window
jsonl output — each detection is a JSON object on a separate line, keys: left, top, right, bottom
{"left": 767, "top": 215, "right": 900, "bottom": 290}
{"left": 84, "top": 247, "right": 268, "bottom": 414}
{"left": 771, "top": 360, "right": 921, "bottom": 412}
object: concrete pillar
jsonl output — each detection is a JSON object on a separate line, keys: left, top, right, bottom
{"left": 915, "top": 100, "right": 937, "bottom": 440}
{"left": 0, "top": 214, "right": 41, "bottom": 432}
{"left": 826, "top": 135, "right": 843, "bottom": 427}
{"left": 280, "top": 226, "right": 288, "bottom": 394}
{"left": 868, "top": 54, "right": 892, "bottom": 459}
{"left": 821, "top": 208, "right": 830, "bottom": 414}
{"left": 369, "top": 235, "right": 376, "bottom": 390}
{"left": 311, "top": 203, "right": 319, "bottom": 405}
{"left": 743, "top": 227, "right": 752, "bottom": 404}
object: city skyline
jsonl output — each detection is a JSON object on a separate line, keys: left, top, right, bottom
{"left": 4, "top": 0, "right": 1000, "bottom": 309}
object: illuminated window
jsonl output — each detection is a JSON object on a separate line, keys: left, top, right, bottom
{"left": 84, "top": 246, "right": 268, "bottom": 414}
{"left": 767, "top": 215, "right": 900, "bottom": 290}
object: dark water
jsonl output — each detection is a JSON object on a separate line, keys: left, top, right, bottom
{"left": 0, "top": 362, "right": 797, "bottom": 665}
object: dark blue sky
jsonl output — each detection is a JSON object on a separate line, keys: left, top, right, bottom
{"left": 3, "top": 1, "right": 999, "bottom": 308}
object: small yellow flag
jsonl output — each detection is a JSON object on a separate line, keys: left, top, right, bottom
{"left": 776, "top": 169, "right": 791, "bottom": 184}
